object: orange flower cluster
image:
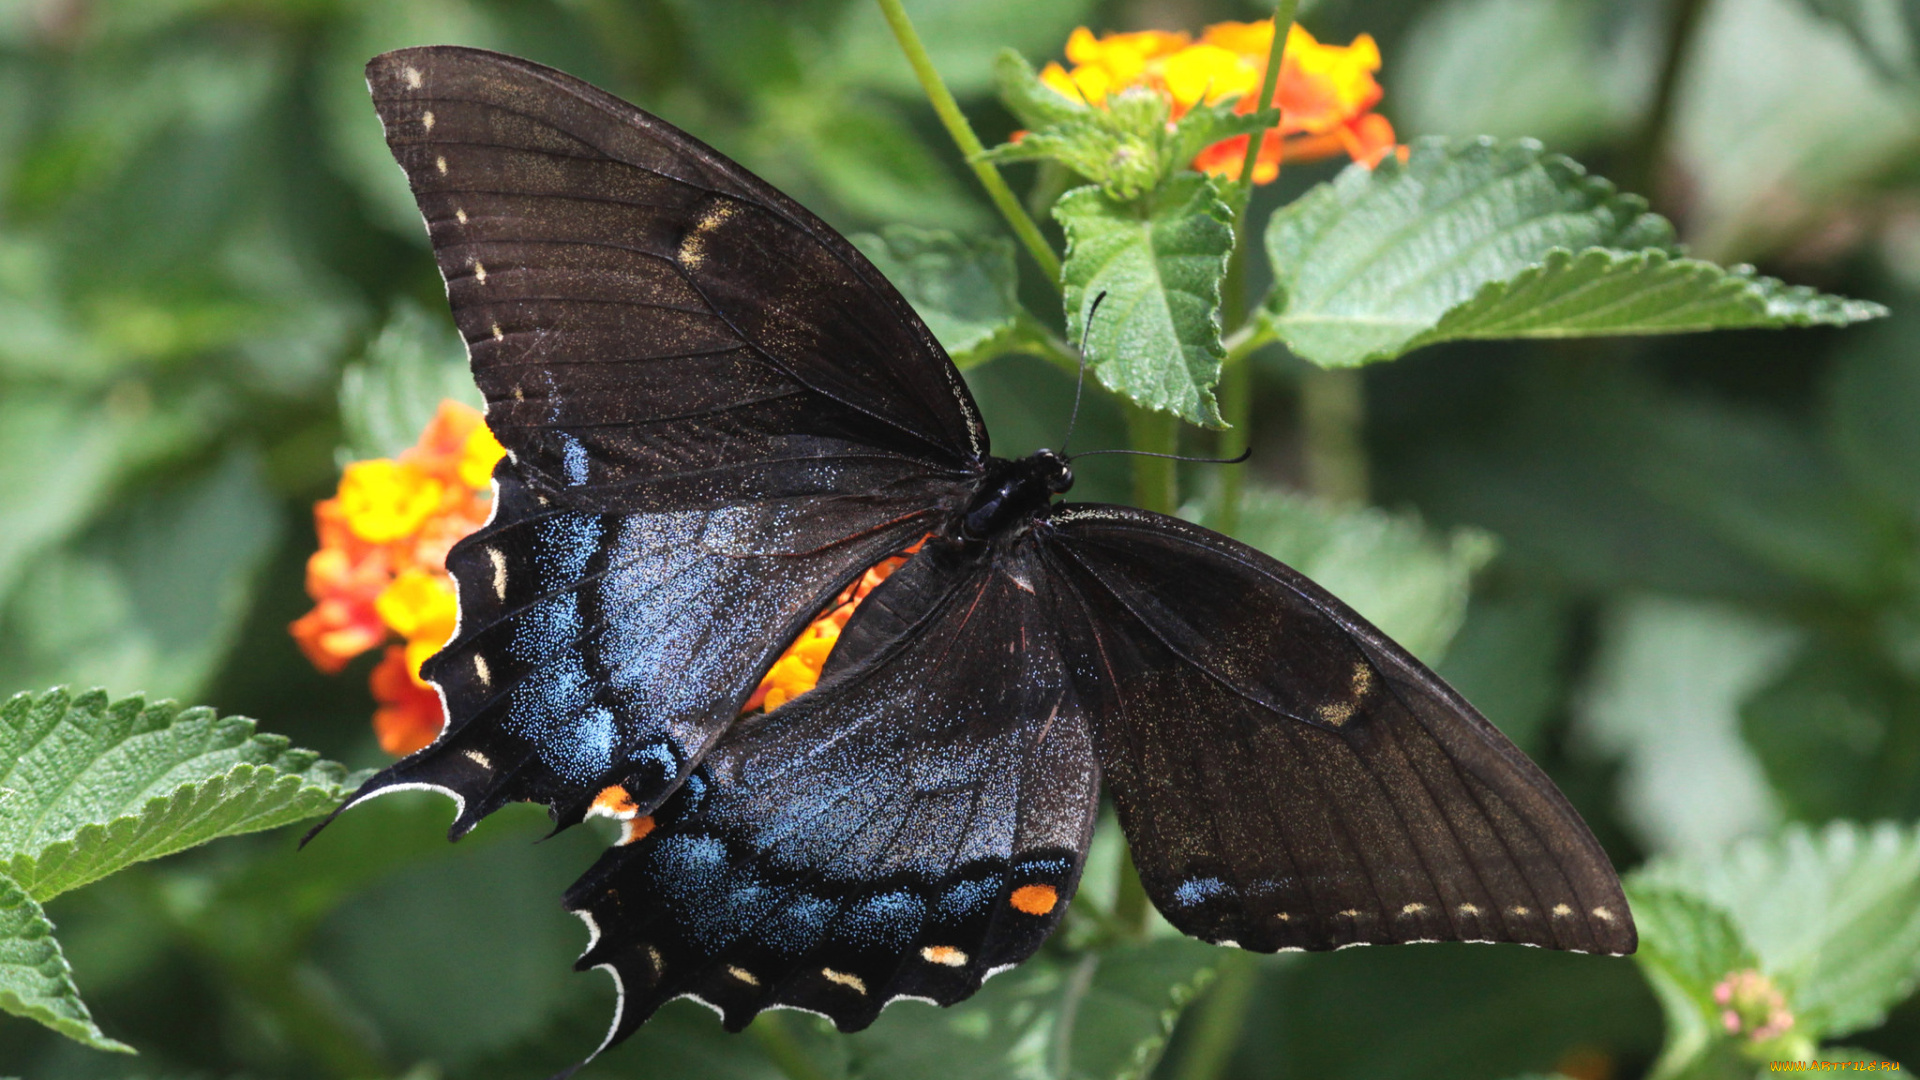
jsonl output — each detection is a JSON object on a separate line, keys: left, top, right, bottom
{"left": 742, "top": 539, "right": 926, "bottom": 714}
{"left": 291, "top": 400, "right": 505, "bottom": 756}
{"left": 1040, "top": 20, "right": 1399, "bottom": 182}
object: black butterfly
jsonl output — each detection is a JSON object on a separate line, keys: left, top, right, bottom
{"left": 329, "top": 44, "right": 1635, "bottom": 1058}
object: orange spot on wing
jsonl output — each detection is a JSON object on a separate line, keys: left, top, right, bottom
{"left": 621, "top": 815, "right": 656, "bottom": 845}
{"left": 592, "top": 784, "right": 638, "bottom": 817}
{"left": 1010, "top": 884, "right": 1058, "bottom": 916}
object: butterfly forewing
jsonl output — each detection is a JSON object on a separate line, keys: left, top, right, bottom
{"left": 365, "top": 46, "right": 987, "bottom": 500}
{"left": 1042, "top": 506, "right": 1635, "bottom": 956}
{"left": 337, "top": 45, "right": 992, "bottom": 831}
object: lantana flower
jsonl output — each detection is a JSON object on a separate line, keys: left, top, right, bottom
{"left": 1039, "top": 19, "right": 1399, "bottom": 182}
{"left": 1711, "top": 969, "right": 1795, "bottom": 1043}
{"left": 291, "top": 400, "right": 504, "bottom": 756}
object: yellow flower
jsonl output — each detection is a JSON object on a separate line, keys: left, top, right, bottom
{"left": 375, "top": 568, "right": 459, "bottom": 685}
{"left": 1037, "top": 19, "right": 1401, "bottom": 182}
{"left": 338, "top": 460, "right": 445, "bottom": 544}
{"left": 458, "top": 422, "right": 506, "bottom": 489}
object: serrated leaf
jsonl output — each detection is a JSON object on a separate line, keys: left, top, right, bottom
{"left": 1414, "top": 248, "right": 1886, "bottom": 346}
{"left": 1625, "top": 885, "right": 1758, "bottom": 1080}
{"left": 0, "top": 687, "right": 355, "bottom": 901}
{"left": 1058, "top": 175, "right": 1233, "bottom": 426}
{"left": 846, "top": 937, "right": 1217, "bottom": 1080}
{"left": 1259, "top": 137, "right": 1883, "bottom": 369}
{"left": 1187, "top": 485, "right": 1496, "bottom": 663}
{"left": 0, "top": 870, "right": 131, "bottom": 1053}
{"left": 1635, "top": 821, "right": 1920, "bottom": 1040}
{"left": 338, "top": 299, "right": 480, "bottom": 463}
{"left": 993, "top": 48, "right": 1091, "bottom": 130}
{"left": 853, "top": 226, "right": 1023, "bottom": 368}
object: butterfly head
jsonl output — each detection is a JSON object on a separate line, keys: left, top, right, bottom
{"left": 960, "top": 450, "right": 1075, "bottom": 540}
{"left": 1034, "top": 448, "right": 1074, "bottom": 494}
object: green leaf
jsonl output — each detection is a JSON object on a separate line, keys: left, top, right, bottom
{"left": 981, "top": 94, "right": 1168, "bottom": 201}
{"left": 1795, "top": 0, "right": 1920, "bottom": 82}
{"left": 993, "top": 48, "right": 1090, "bottom": 130}
{"left": 0, "top": 687, "right": 355, "bottom": 902}
{"left": 1418, "top": 247, "right": 1886, "bottom": 344}
{"left": 1625, "top": 885, "right": 1758, "bottom": 1080}
{"left": 1575, "top": 597, "right": 1798, "bottom": 860}
{"left": 984, "top": 56, "right": 1269, "bottom": 202}
{"left": 1187, "top": 484, "right": 1496, "bottom": 663}
{"left": 1742, "top": 640, "right": 1920, "bottom": 823}
{"left": 1635, "top": 821, "right": 1920, "bottom": 1041}
{"left": 1057, "top": 175, "right": 1233, "bottom": 426}
{"left": 338, "top": 300, "right": 480, "bottom": 463}
{"left": 1258, "top": 137, "right": 1884, "bottom": 369}
{"left": 0, "top": 450, "right": 282, "bottom": 702}
{"left": 0, "top": 870, "right": 131, "bottom": 1053}
{"left": 846, "top": 938, "right": 1217, "bottom": 1080}
{"left": 853, "top": 226, "right": 1023, "bottom": 368}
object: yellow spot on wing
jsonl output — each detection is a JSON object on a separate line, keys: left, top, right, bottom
{"left": 921, "top": 945, "right": 967, "bottom": 967}
{"left": 435, "top": 155, "right": 447, "bottom": 175}
{"left": 822, "top": 968, "right": 867, "bottom": 993}
{"left": 404, "top": 66, "right": 423, "bottom": 89}
{"left": 1010, "top": 884, "right": 1057, "bottom": 915}
{"left": 472, "top": 260, "right": 487, "bottom": 284}
{"left": 487, "top": 547, "right": 508, "bottom": 599}
{"left": 1400, "top": 902, "right": 1427, "bottom": 916}
{"left": 455, "top": 208, "right": 468, "bottom": 225}
{"left": 1352, "top": 662, "right": 1374, "bottom": 696}
{"left": 422, "top": 110, "right": 435, "bottom": 132}
{"left": 1457, "top": 903, "right": 1481, "bottom": 916}
{"left": 1338, "top": 908, "right": 1362, "bottom": 919}
{"left": 727, "top": 966, "right": 760, "bottom": 986}
{"left": 1510, "top": 905, "right": 1531, "bottom": 917}
{"left": 472, "top": 653, "right": 491, "bottom": 688}
{"left": 1552, "top": 903, "right": 1573, "bottom": 917}
{"left": 1592, "top": 906, "right": 1616, "bottom": 922}
{"left": 1317, "top": 701, "right": 1355, "bottom": 727}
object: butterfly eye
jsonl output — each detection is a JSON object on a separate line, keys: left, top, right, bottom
{"left": 1046, "top": 464, "right": 1073, "bottom": 493}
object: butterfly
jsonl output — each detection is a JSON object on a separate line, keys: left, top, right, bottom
{"left": 327, "top": 44, "right": 1636, "bottom": 1060}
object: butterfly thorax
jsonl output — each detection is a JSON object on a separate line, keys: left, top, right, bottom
{"left": 959, "top": 450, "right": 1073, "bottom": 541}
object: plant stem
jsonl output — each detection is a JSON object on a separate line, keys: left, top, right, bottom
{"left": 751, "top": 1011, "right": 834, "bottom": 1080}
{"left": 1170, "top": 951, "right": 1261, "bottom": 1080}
{"left": 1301, "top": 366, "right": 1368, "bottom": 503}
{"left": 1125, "top": 404, "right": 1180, "bottom": 514}
{"left": 1623, "top": 0, "right": 1709, "bottom": 200}
{"left": 1232, "top": 0, "right": 1299, "bottom": 214}
{"left": 874, "top": 0, "right": 1062, "bottom": 289}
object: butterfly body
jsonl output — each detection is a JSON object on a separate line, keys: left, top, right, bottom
{"left": 322, "top": 44, "right": 1636, "bottom": 1060}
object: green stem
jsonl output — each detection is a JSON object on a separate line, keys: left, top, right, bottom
{"left": 1300, "top": 366, "right": 1368, "bottom": 503}
{"left": 751, "top": 1011, "right": 834, "bottom": 1080}
{"left": 875, "top": 0, "right": 1063, "bottom": 289}
{"left": 1215, "top": 360, "right": 1253, "bottom": 535}
{"left": 1125, "top": 404, "right": 1179, "bottom": 514}
{"left": 1232, "top": 0, "right": 1299, "bottom": 214}
{"left": 1170, "top": 951, "right": 1261, "bottom": 1080}
{"left": 1624, "top": 0, "right": 1709, "bottom": 199}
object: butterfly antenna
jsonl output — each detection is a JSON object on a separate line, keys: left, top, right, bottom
{"left": 1070, "top": 446, "right": 1254, "bottom": 465}
{"left": 1060, "top": 290, "right": 1107, "bottom": 457}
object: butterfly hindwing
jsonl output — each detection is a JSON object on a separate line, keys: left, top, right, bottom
{"left": 363, "top": 487, "right": 948, "bottom": 833}
{"left": 564, "top": 540, "right": 1100, "bottom": 1036}
{"left": 1042, "top": 506, "right": 1636, "bottom": 956}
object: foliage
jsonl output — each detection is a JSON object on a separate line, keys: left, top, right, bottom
{"left": 0, "top": 688, "right": 354, "bottom": 1049}
{"left": 2, "top": 0, "right": 1919, "bottom": 1078}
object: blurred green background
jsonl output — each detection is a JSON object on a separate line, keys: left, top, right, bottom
{"left": 2, "top": 0, "right": 1919, "bottom": 1076}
